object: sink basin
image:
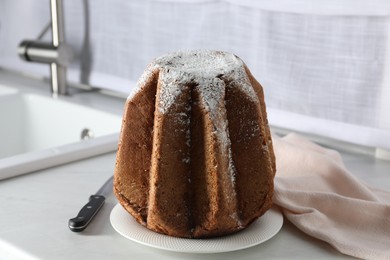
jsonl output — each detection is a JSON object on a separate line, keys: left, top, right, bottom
{"left": 0, "top": 84, "right": 122, "bottom": 180}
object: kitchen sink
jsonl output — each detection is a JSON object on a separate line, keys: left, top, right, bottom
{"left": 0, "top": 84, "right": 123, "bottom": 180}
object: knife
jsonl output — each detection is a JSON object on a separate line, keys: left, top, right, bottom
{"left": 68, "top": 175, "right": 114, "bottom": 232}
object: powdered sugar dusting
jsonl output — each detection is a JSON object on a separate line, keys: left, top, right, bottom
{"left": 128, "top": 50, "right": 258, "bottom": 105}
{"left": 157, "top": 68, "right": 184, "bottom": 113}
{"left": 228, "top": 67, "right": 259, "bottom": 103}
{"left": 154, "top": 50, "right": 239, "bottom": 78}
{"left": 196, "top": 77, "right": 239, "bottom": 224}
{"left": 152, "top": 50, "right": 246, "bottom": 114}
{"left": 127, "top": 63, "right": 158, "bottom": 101}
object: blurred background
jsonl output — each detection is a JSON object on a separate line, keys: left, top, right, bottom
{"left": 1, "top": 0, "right": 389, "bottom": 151}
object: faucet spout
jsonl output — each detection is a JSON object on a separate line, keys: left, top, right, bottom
{"left": 18, "top": 0, "right": 72, "bottom": 96}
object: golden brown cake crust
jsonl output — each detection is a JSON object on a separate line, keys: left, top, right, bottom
{"left": 114, "top": 50, "right": 275, "bottom": 238}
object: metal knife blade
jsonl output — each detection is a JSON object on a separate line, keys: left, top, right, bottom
{"left": 68, "top": 175, "right": 114, "bottom": 232}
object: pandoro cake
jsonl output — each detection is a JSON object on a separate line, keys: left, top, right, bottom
{"left": 114, "top": 50, "right": 276, "bottom": 238}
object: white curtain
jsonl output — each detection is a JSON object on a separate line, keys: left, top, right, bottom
{"left": 1, "top": 0, "right": 389, "bottom": 150}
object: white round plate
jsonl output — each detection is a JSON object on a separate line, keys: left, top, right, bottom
{"left": 110, "top": 203, "right": 283, "bottom": 253}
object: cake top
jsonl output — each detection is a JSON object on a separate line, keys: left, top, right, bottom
{"left": 131, "top": 50, "right": 258, "bottom": 107}
{"left": 154, "top": 50, "right": 241, "bottom": 77}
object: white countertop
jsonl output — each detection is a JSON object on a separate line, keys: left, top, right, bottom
{"left": 0, "top": 70, "right": 389, "bottom": 259}
{"left": 1, "top": 149, "right": 389, "bottom": 260}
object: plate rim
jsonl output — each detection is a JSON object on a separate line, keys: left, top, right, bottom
{"left": 110, "top": 203, "right": 283, "bottom": 254}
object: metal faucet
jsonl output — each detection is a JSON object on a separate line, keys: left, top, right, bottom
{"left": 18, "top": 0, "right": 73, "bottom": 96}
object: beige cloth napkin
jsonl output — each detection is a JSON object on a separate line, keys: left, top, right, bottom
{"left": 272, "top": 133, "right": 390, "bottom": 260}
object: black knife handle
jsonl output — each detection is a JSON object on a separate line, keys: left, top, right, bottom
{"left": 68, "top": 195, "right": 105, "bottom": 232}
